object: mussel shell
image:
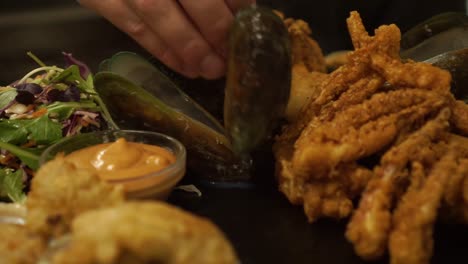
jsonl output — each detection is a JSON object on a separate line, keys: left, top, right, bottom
{"left": 401, "top": 12, "right": 468, "bottom": 61}
{"left": 425, "top": 48, "right": 468, "bottom": 102}
{"left": 399, "top": 12, "right": 468, "bottom": 102}
{"left": 224, "top": 5, "right": 291, "bottom": 155}
{"left": 99, "top": 52, "right": 224, "bottom": 134}
{"left": 94, "top": 72, "right": 251, "bottom": 181}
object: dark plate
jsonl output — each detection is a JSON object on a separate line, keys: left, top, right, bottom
{"left": 1, "top": 3, "right": 467, "bottom": 264}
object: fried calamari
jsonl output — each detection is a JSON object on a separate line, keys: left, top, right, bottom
{"left": 346, "top": 109, "right": 451, "bottom": 259}
{"left": 274, "top": 11, "right": 468, "bottom": 264}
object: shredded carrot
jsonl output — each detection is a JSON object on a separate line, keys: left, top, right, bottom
{"left": 23, "top": 167, "right": 35, "bottom": 177}
{"left": 21, "top": 140, "right": 36, "bottom": 148}
{"left": 25, "top": 104, "right": 35, "bottom": 113}
{"left": 0, "top": 155, "right": 11, "bottom": 165}
{"left": 30, "top": 108, "right": 47, "bottom": 118}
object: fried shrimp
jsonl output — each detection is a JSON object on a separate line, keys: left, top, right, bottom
{"left": 50, "top": 202, "right": 239, "bottom": 264}
{"left": 26, "top": 155, "right": 124, "bottom": 238}
{"left": 0, "top": 224, "right": 45, "bottom": 264}
{"left": 2, "top": 156, "right": 238, "bottom": 264}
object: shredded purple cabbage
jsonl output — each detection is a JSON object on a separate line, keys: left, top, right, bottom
{"left": 15, "top": 91, "right": 35, "bottom": 105}
{"left": 64, "top": 114, "right": 79, "bottom": 136}
{"left": 45, "top": 89, "right": 62, "bottom": 103}
{"left": 62, "top": 52, "right": 91, "bottom": 79}
{"left": 61, "top": 84, "right": 80, "bottom": 102}
{"left": 44, "top": 84, "right": 80, "bottom": 103}
{"left": 14, "top": 83, "right": 43, "bottom": 95}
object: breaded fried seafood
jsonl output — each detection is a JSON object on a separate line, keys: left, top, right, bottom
{"left": 50, "top": 202, "right": 239, "bottom": 264}
{"left": 1, "top": 156, "right": 238, "bottom": 264}
{"left": 276, "top": 11, "right": 328, "bottom": 121}
{"left": 0, "top": 224, "right": 45, "bottom": 264}
{"left": 26, "top": 155, "right": 124, "bottom": 238}
{"left": 274, "top": 11, "right": 468, "bottom": 264}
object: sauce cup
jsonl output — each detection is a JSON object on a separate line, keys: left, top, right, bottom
{"left": 0, "top": 203, "right": 26, "bottom": 225}
{"left": 40, "top": 130, "right": 186, "bottom": 200}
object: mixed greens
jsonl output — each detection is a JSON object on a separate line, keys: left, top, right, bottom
{"left": 0, "top": 52, "right": 115, "bottom": 203}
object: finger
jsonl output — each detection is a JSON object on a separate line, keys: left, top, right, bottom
{"left": 178, "top": 0, "right": 233, "bottom": 57}
{"left": 78, "top": 0, "right": 198, "bottom": 78}
{"left": 126, "top": 0, "right": 225, "bottom": 79}
{"left": 224, "top": 0, "right": 256, "bottom": 13}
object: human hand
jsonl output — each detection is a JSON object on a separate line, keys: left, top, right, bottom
{"left": 78, "top": 0, "right": 255, "bottom": 79}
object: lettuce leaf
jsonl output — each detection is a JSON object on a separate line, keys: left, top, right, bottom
{"left": 0, "top": 141, "right": 40, "bottom": 170}
{"left": 51, "top": 65, "right": 94, "bottom": 94}
{"left": 0, "top": 120, "right": 29, "bottom": 145}
{"left": 46, "top": 100, "right": 100, "bottom": 121}
{"left": 0, "top": 88, "right": 17, "bottom": 110}
{"left": 25, "top": 115, "right": 63, "bottom": 145}
{"left": 0, "top": 115, "right": 62, "bottom": 146}
{"left": 0, "top": 169, "right": 26, "bottom": 203}
{"left": 63, "top": 52, "right": 91, "bottom": 79}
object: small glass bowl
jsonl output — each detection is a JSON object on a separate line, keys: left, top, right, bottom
{"left": 0, "top": 203, "right": 26, "bottom": 225}
{"left": 40, "top": 130, "right": 186, "bottom": 200}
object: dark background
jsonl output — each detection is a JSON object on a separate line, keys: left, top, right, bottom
{"left": 0, "top": 0, "right": 465, "bottom": 83}
{"left": 0, "top": 1, "right": 467, "bottom": 264}
{"left": 260, "top": 0, "right": 466, "bottom": 53}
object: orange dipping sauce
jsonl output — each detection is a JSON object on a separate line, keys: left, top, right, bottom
{"left": 64, "top": 138, "right": 177, "bottom": 193}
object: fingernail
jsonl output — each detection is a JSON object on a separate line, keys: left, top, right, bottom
{"left": 200, "top": 54, "right": 225, "bottom": 79}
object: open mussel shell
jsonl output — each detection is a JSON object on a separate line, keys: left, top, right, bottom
{"left": 398, "top": 12, "right": 468, "bottom": 103}
{"left": 99, "top": 52, "right": 224, "bottom": 134}
{"left": 400, "top": 12, "right": 468, "bottom": 61}
{"left": 424, "top": 48, "right": 468, "bottom": 102}
{"left": 94, "top": 53, "right": 252, "bottom": 181}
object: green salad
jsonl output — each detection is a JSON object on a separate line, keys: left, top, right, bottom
{"left": 0, "top": 52, "right": 115, "bottom": 203}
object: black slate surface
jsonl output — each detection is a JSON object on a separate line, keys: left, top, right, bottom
{"left": 1, "top": 2, "right": 467, "bottom": 264}
{"left": 167, "top": 179, "right": 468, "bottom": 264}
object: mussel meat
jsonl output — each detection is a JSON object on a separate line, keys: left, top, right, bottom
{"left": 94, "top": 5, "right": 291, "bottom": 181}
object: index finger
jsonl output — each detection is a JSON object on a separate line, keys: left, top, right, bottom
{"left": 224, "top": 0, "right": 256, "bottom": 13}
{"left": 179, "top": 0, "right": 234, "bottom": 57}
{"left": 126, "top": 0, "right": 226, "bottom": 79}
{"left": 78, "top": 0, "right": 191, "bottom": 77}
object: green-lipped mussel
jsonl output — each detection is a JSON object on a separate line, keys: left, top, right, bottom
{"left": 400, "top": 12, "right": 468, "bottom": 61}
{"left": 94, "top": 5, "right": 291, "bottom": 182}
{"left": 224, "top": 6, "right": 291, "bottom": 154}
{"left": 400, "top": 12, "right": 468, "bottom": 102}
